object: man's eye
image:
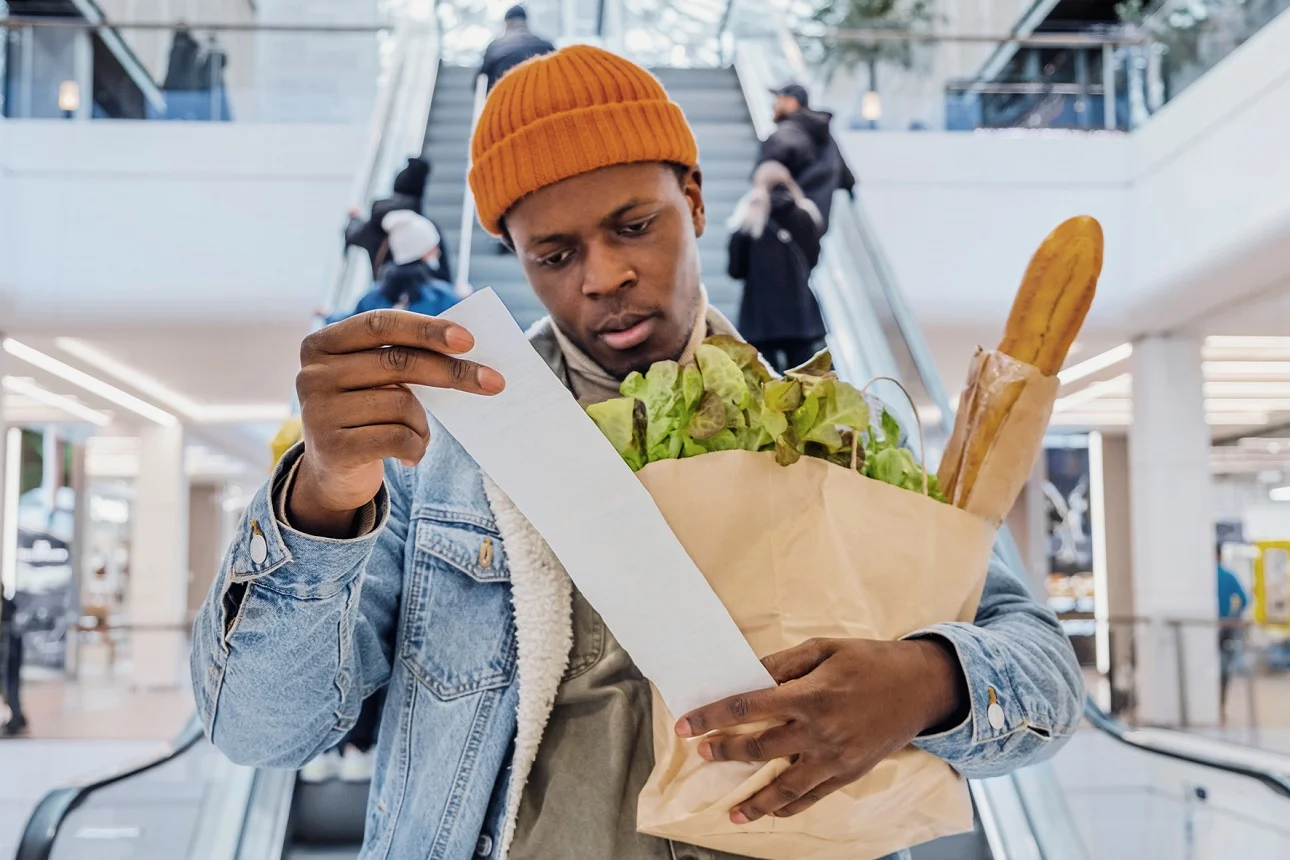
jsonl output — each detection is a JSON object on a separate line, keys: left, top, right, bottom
{"left": 540, "top": 249, "right": 575, "bottom": 268}
{"left": 620, "top": 218, "right": 654, "bottom": 237}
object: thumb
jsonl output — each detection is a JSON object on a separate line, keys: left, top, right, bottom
{"left": 761, "top": 638, "right": 834, "bottom": 684}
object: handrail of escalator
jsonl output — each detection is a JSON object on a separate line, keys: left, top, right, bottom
{"left": 14, "top": 713, "right": 206, "bottom": 860}
{"left": 453, "top": 73, "right": 490, "bottom": 298}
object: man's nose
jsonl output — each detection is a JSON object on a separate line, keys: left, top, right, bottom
{"left": 581, "top": 240, "right": 636, "bottom": 297}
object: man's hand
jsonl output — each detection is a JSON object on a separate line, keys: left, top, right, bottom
{"left": 291, "top": 310, "right": 505, "bottom": 537}
{"left": 675, "top": 637, "right": 966, "bottom": 824}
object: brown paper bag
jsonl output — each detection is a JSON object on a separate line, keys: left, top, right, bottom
{"left": 635, "top": 451, "right": 998, "bottom": 860}
{"left": 938, "top": 349, "right": 1060, "bottom": 525}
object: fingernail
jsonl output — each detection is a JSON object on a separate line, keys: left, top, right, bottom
{"left": 731, "top": 810, "right": 750, "bottom": 825}
{"left": 478, "top": 367, "right": 505, "bottom": 393}
{"left": 698, "top": 742, "right": 714, "bottom": 761}
{"left": 444, "top": 326, "right": 474, "bottom": 352}
{"left": 675, "top": 718, "right": 693, "bottom": 738}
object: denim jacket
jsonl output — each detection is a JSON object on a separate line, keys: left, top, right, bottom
{"left": 192, "top": 324, "right": 1084, "bottom": 860}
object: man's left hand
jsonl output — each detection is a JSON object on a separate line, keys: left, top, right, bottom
{"left": 675, "top": 637, "right": 967, "bottom": 824}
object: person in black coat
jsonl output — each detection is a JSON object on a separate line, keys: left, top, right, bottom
{"left": 759, "top": 83, "right": 856, "bottom": 234}
{"left": 729, "top": 161, "right": 827, "bottom": 373}
{"left": 1, "top": 593, "right": 26, "bottom": 736}
{"left": 344, "top": 157, "right": 453, "bottom": 284}
{"left": 479, "top": 5, "right": 556, "bottom": 92}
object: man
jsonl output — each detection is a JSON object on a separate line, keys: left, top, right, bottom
{"left": 760, "top": 83, "right": 856, "bottom": 233}
{"left": 193, "top": 46, "right": 1083, "bottom": 860}
{"left": 1, "top": 593, "right": 26, "bottom": 737}
{"left": 479, "top": 5, "right": 556, "bottom": 92}
{"left": 1216, "top": 543, "right": 1249, "bottom": 716}
{"left": 345, "top": 156, "right": 453, "bottom": 283}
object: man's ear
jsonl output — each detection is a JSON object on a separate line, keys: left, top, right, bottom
{"left": 684, "top": 166, "right": 706, "bottom": 239}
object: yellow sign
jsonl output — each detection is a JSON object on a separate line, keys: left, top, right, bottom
{"left": 1253, "top": 541, "right": 1290, "bottom": 627}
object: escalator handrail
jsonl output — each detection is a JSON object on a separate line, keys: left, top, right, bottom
{"left": 453, "top": 73, "right": 490, "bottom": 298}
{"left": 1083, "top": 699, "right": 1290, "bottom": 798}
{"left": 14, "top": 713, "right": 206, "bottom": 860}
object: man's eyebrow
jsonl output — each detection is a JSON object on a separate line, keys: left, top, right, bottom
{"left": 527, "top": 198, "right": 661, "bottom": 246}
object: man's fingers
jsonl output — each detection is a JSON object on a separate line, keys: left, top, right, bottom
{"left": 677, "top": 686, "right": 786, "bottom": 737}
{"left": 699, "top": 724, "right": 802, "bottom": 763}
{"left": 308, "top": 347, "right": 503, "bottom": 395}
{"left": 304, "top": 309, "right": 475, "bottom": 357}
{"left": 329, "top": 424, "right": 428, "bottom": 468}
{"left": 770, "top": 775, "right": 850, "bottom": 818}
{"left": 761, "top": 638, "right": 835, "bottom": 684}
{"left": 331, "top": 387, "right": 431, "bottom": 437}
{"left": 730, "top": 761, "right": 831, "bottom": 824}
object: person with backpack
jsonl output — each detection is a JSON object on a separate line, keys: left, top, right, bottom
{"left": 760, "top": 83, "right": 856, "bottom": 235}
{"left": 729, "top": 161, "right": 827, "bottom": 373}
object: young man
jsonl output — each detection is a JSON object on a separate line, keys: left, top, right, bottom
{"left": 193, "top": 46, "right": 1083, "bottom": 860}
{"left": 478, "top": 5, "right": 556, "bottom": 92}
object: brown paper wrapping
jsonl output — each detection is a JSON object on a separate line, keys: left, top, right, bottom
{"left": 634, "top": 451, "right": 997, "bottom": 860}
{"left": 938, "top": 349, "right": 1060, "bottom": 525}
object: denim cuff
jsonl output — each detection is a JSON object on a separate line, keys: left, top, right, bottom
{"left": 225, "top": 443, "right": 390, "bottom": 601}
{"left": 905, "top": 621, "right": 1025, "bottom": 762}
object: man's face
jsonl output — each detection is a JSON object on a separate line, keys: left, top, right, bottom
{"left": 504, "top": 162, "right": 707, "bottom": 378}
{"left": 773, "top": 94, "right": 801, "bottom": 121}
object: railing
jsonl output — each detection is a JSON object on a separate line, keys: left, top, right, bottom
{"left": 453, "top": 72, "right": 488, "bottom": 299}
{"left": 14, "top": 714, "right": 206, "bottom": 860}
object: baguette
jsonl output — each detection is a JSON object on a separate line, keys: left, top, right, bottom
{"left": 952, "top": 216, "right": 1103, "bottom": 506}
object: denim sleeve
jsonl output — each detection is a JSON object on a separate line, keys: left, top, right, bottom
{"left": 907, "top": 553, "right": 1085, "bottom": 778}
{"left": 190, "top": 444, "right": 412, "bottom": 769}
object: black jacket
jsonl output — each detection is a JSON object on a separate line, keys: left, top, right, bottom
{"left": 479, "top": 27, "right": 556, "bottom": 90}
{"left": 729, "top": 186, "right": 826, "bottom": 343}
{"left": 758, "top": 109, "right": 856, "bottom": 233}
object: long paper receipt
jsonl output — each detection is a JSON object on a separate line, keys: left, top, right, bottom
{"left": 416, "top": 289, "right": 773, "bottom": 717}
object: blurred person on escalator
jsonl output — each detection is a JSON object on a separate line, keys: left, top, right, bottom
{"left": 760, "top": 83, "right": 856, "bottom": 236}
{"left": 479, "top": 5, "right": 556, "bottom": 92}
{"left": 1217, "top": 543, "right": 1249, "bottom": 719}
{"left": 1, "top": 593, "right": 27, "bottom": 737}
{"left": 728, "top": 160, "right": 826, "bottom": 373}
{"left": 329, "top": 211, "right": 460, "bottom": 324}
{"left": 344, "top": 156, "right": 453, "bottom": 284}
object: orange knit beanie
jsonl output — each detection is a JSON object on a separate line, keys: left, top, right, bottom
{"left": 468, "top": 45, "right": 699, "bottom": 236}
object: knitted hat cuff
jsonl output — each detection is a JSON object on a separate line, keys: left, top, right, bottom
{"left": 469, "top": 98, "right": 698, "bottom": 235}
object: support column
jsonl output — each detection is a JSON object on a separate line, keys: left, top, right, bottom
{"left": 127, "top": 423, "right": 189, "bottom": 689}
{"left": 1128, "top": 335, "right": 1220, "bottom": 726}
{"left": 0, "top": 343, "right": 14, "bottom": 600}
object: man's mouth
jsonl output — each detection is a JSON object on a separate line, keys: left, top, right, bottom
{"left": 596, "top": 314, "right": 658, "bottom": 351}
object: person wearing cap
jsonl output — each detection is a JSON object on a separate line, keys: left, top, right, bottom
{"left": 761, "top": 83, "right": 856, "bottom": 234}
{"left": 193, "top": 46, "right": 1082, "bottom": 860}
{"left": 345, "top": 156, "right": 454, "bottom": 283}
{"left": 478, "top": 5, "right": 555, "bottom": 92}
{"left": 328, "top": 211, "right": 459, "bottom": 324}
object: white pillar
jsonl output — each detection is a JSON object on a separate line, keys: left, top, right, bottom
{"left": 127, "top": 423, "right": 189, "bottom": 689}
{"left": 1128, "top": 335, "right": 1220, "bottom": 726}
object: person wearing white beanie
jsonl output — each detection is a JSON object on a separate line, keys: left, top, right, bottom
{"left": 382, "top": 210, "right": 442, "bottom": 267}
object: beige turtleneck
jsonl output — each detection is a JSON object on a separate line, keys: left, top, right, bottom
{"left": 551, "top": 286, "right": 735, "bottom": 405}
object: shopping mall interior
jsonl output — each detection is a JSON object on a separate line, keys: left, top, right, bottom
{"left": 2, "top": 0, "right": 1290, "bottom": 857}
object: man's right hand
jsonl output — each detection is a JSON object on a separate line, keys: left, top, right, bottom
{"left": 290, "top": 310, "right": 505, "bottom": 537}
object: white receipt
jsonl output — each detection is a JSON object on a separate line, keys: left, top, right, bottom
{"left": 416, "top": 289, "right": 773, "bottom": 717}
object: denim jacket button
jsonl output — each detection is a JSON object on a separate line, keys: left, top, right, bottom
{"left": 250, "top": 532, "right": 268, "bottom": 565}
{"left": 988, "top": 702, "right": 1006, "bottom": 730}
{"left": 474, "top": 834, "right": 493, "bottom": 856}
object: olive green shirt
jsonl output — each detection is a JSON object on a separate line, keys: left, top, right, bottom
{"left": 509, "top": 588, "right": 749, "bottom": 860}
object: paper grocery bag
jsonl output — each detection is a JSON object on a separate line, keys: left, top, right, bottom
{"left": 635, "top": 451, "right": 997, "bottom": 860}
{"left": 938, "top": 349, "right": 1059, "bottom": 525}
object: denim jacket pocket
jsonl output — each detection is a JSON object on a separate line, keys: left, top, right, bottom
{"left": 400, "top": 517, "right": 517, "bottom": 700}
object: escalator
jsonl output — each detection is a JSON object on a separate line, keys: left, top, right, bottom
{"left": 17, "top": 24, "right": 1290, "bottom": 860}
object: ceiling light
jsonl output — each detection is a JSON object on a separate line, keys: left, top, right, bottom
{"left": 1048, "top": 412, "right": 1133, "bottom": 426}
{"left": 1207, "top": 413, "right": 1269, "bottom": 426}
{"left": 2, "top": 377, "right": 111, "bottom": 426}
{"left": 1270, "top": 486, "right": 1290, "bottom": 502}
{"left": 1205, "top": 381, "right": 1290, "bottom": 397}
{"left": 55, "top": 338, "right": 288, "bottom": 424}
{"left": 1203, "top": 361, "right": 1290, "bottom": 380}
{"left": 1204, "top": 336, "right": 1290, "bottom": 358}
{"left": 3, "top": 338, "right": 177, "bottom": 426}
{"left": 1054, "top": 374, "right": 1132, "bottom": 411}
{"left": 1059, "top": 343, "right": 1133, "bottom": 385}
{"left": 1205, "top": 399, "right": 1290, "bottom": 413}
